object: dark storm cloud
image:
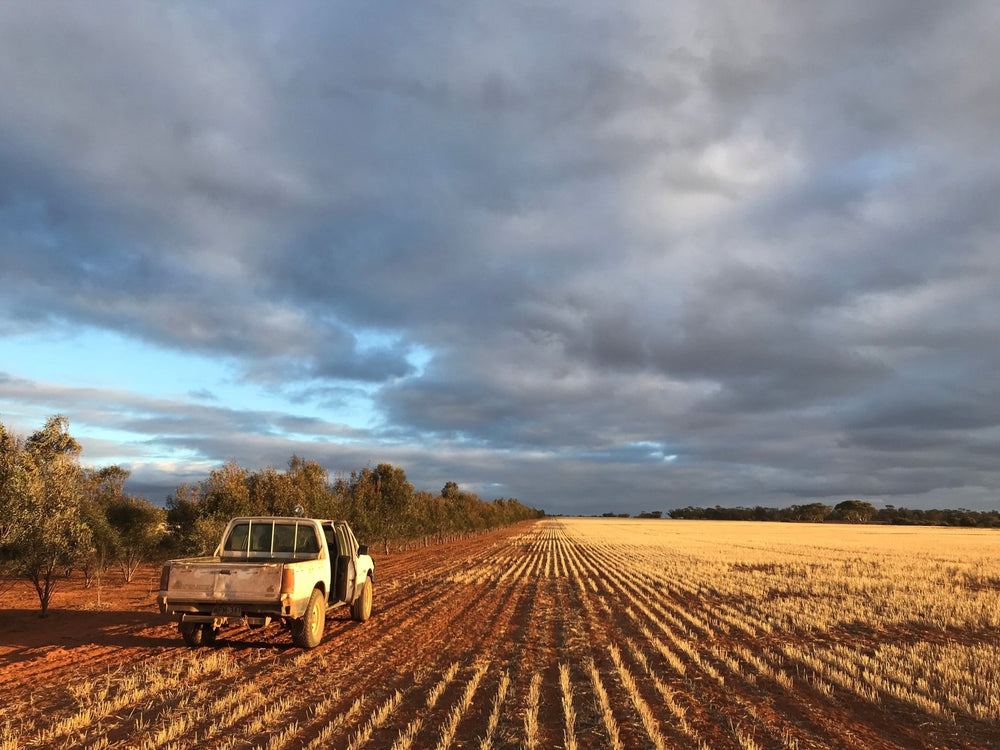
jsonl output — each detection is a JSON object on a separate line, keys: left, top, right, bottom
{"left": 2, "top": 2, "right": 1000, "bottom": 513}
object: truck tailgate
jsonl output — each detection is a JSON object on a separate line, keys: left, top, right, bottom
{"left": 168, "top": 562, "right": 283, "bottom": 602}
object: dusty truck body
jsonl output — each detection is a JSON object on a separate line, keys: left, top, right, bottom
{"left": 157, "top": 516, "right": 374, "bottom": 649}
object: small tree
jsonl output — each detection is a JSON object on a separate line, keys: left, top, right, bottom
{"left": 164, "top": 483, "right": 202, "bottom": 555}
{"left": 79, "top": 465, "right": 132, "bottom": 595}
{"left": 106, "top": 496, "right": 166, "bottom": 582}
{"left": 3, "top": 416, "right": 92, "bottom": 616}
{"left": 79, "top": 500, "right": 119, "bottom": 592}
{"left": 0, "top": 424, "right": 29, "bottom": 549}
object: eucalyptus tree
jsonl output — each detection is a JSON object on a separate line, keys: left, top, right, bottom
{"left": 105, "top": 496, "right": 166, "bottom": 582}
{"left": 349, "top": 463, "right": 415, "bottom": 554}
{"left": 2, "top": 416, "right": 92, "bottom": 616}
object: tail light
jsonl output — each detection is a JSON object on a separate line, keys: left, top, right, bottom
{"left": 159, "top": 565, "right": 171, "bottom": 591}
{"left": 281, "top": 567, "right": 295, "bottom": 596}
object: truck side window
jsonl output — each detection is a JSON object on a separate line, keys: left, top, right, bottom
{"left": 323, "top": 524, "right": 338, "bottom": 555}
{"left": 224, "top": 523, "right": 250, "bottom": 553}
{"left": 296, "top": 525, "right": 320, "bottom": 554}
{"left": 335, "top": 526, "right": 351, "bottom": 558}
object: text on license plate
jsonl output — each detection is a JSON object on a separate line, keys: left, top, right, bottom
{"left": 212, "top": 605, "right": 242, "bottom": 618}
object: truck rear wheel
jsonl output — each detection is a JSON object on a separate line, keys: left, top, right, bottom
{"left": 292, "top": 588, "right": 326, "bottom": 649}
{"left": 351, "top": 577, "right": 373, "bottom": 622}
{"left": 179, "top": 622, "right": 215, "bottom": 647}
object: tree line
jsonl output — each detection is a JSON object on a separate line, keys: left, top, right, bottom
{"left": 665, "top": 501, "right": 1000, "bottom": 527}
{"left": 1, "top": 415, "right": 542, "bottom": 616}
{"left": 165, "top": 460, "right": 542, "bottom": 557}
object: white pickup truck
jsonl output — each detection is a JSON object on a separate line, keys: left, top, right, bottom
{"left": 157, "top": 516, "right": 375, "bottom": 649}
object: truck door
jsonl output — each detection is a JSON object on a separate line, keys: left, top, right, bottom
{"left": 322, "top": 522, "right": 338, "bottom": 602}
{"left": 334, "top": 524, "right": 356, "bottom": 603}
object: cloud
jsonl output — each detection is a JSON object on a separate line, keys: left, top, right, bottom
{"left": 2, "top": 2, "right": 1000, "bottom": 513}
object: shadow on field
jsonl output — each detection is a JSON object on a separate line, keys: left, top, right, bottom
{"left": 208, "top": 609, "right": 377, "bottom": 652}
{"left": 0, "top": 588, "right": 384, "bottom": 663}
{"left": 0, "top": 607, "right": 179, "bottom": 662}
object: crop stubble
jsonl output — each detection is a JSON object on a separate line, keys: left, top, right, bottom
{"left": 2, "top": 518, "right": 999, "bottom": 749}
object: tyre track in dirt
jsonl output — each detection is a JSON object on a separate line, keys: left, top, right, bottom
{"left": 0, "top": 615, "right": 176, "bottom": 701}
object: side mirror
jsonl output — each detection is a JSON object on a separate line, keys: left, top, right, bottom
{"left": 358, "top": 544, "right": 369, "bottom": 556}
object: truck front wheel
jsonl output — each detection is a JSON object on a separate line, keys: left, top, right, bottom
{"left": 351, "top": 577, "right": 373, "bottom": 622}
{"left": 292, "top": 588, "right": 326, "bottom": 649}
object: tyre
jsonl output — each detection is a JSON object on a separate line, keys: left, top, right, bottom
{"left": 202, "top": 624, "right": 218, "bottom": 646}
{"left": 351, "top": 577, "right": 373, "bottom": 622}
{"left": 180, "top": 622, "right": 217, "bottom": 647}
{"left": 179, "top": 622, "right": 204, "bottom": 647}
{"left": 291, "top": 588, "right": 326, "bottom": 649}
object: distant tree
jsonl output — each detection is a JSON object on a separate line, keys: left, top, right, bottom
{"left": 782, "top": 503, "right": 831, "bottom": 523}
{"left": 751, "top": 506, "right": 780, "bottom": 521}
{"left": 668, "top": 507, "right": 704, "bottom": 519}
{"left": 191, "top": 517, "right": 230, "bottom": 556}
{"left": 90, "top": 465, "right": 130, "bottom": 498}
{"left": 350, "top": 464, "right": 415, "bottom": 553}
{"left": 78, "top": 500, "right": 118, "bottom": 592}
{"left": 200, "top": 462, "right": 253, "bottom": 519}
{"left": 831, "top": 500, "right": 877, "bottom": 524}
{"left": 164, "top": 484, "right": 204, "bottom": 555}
{"left": 670, "top": 501, "right": 1000, "bottom": 528}
{"left": 286, "top": 455, "right": 334, "bottom": 517}
{"left": 413, "top": 490, "right": 447, "bottom": 547}
{"left": 247, "top": 466, "right": 290, "bottom": 516}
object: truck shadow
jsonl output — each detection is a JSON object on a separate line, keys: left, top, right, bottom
{"left": 0, "top": 606, "right": 381, "bottom": 662}
{"left": 208, "top": 610, "right": 371, "bottom": 651}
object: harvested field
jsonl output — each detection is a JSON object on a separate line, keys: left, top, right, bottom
{"left": 2, "top": 518, "right": 1000, "bottom": 749}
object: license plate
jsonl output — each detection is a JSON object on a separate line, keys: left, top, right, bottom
{"left": 212, "top": 605, "right": 242, "bottom": 618}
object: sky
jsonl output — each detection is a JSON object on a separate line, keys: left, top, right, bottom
{"left": 1, "top": 2, "right": 999, "bottom": 516}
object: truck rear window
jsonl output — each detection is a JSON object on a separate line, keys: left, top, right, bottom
{"left": 224, "top": 523, "right": 250, "bottom": 552}
{"left": 221, "top": 521, "right": 321, "bottom": 559}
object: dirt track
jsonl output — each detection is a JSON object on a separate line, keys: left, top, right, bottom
{"left": 1, "top": 518, "right": 997, "bottom": 749}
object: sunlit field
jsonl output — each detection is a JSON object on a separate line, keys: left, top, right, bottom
{"left": 2, "top": 518, "right": 998, "bottom": 749}
{"left": 561, "top": 519, "right": 1000, "bottom": 736}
